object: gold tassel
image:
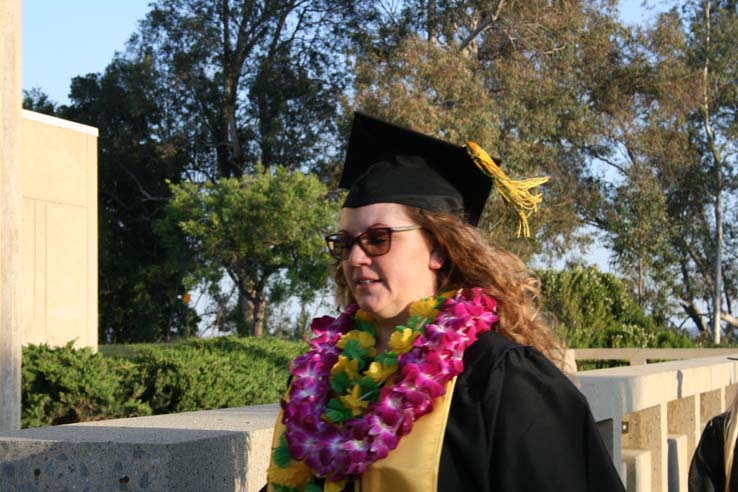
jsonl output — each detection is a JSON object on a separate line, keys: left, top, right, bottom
{"left": 465, "top": 141, "right": 549, "bottom": 238}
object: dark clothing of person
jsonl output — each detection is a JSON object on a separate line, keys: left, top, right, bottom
{"left": 689, "top": 412, "right": 738, "bottom": 492}
{"left": 436, "top": 330, "right": 624, "bottom": 492}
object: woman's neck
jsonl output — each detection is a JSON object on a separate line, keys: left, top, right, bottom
{"left": 374, "top": 309, "right": 408, "bottom": 354}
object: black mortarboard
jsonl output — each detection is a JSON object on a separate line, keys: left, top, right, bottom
{"left": 340, "top": 112, "right": 492, "bottom": 225}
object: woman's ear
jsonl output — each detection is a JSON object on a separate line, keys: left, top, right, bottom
{"left": 429, "top": 244, "right": 446, "bottom": 271}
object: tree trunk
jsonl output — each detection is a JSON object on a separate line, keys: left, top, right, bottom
{"left": 239, "top": 282, "right": 267, "bottom": 337}
{"left": 638, "top": 254, "right": 644, "bottom": 308}
{"left": 251, "top": 291, "right": 267, "bottom": 337}
{"left": 680, "top": 299, "right": 708, "bottom": 333}
{"left": 238, "top": 290, "right": 251, "bottom": 336}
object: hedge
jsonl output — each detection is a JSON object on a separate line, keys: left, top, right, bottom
{"left": 21, "top": 336, "right": 306, "bottom": 428}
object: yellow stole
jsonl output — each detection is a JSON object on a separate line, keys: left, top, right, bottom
{"left": 266, "top": 377, "right": 457, "bottom": 492}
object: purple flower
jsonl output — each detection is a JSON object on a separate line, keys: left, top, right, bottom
{"left": 342, "top": 438, "right": 369, "bottom": 476}
{"left": 286, "top": 427, "right": 323, "bottom": 460}
{"left": 367, "top": 414, "right": 400, "bottom": 459}
{"left": 314, "top": 428, "right": 347, "bottom": 476}
{"left": 290, "top": 379, "right": 330, "bottom": 404}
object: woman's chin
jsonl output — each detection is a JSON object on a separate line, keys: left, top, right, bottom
{"left": 355, "top": 300, "right": 407, "bottom": 327}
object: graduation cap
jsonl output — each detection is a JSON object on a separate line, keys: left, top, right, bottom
{"left": 340, "top": 112, "right": 549, "bottom": 235}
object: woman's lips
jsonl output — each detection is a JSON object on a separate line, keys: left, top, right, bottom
{"left": 354, "top": 277, "right": 381, "bottom": 286}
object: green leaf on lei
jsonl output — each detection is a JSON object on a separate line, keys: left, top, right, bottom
{"left": 273, "top": 435, "right": 292, "bottom": 468}
{"left": 374, "top": 351, "right": 398, "bottom": 367}
{"left": 342, "top": 339, "right": 368, "bottom": 361}
{"left": 324, "top": 398, "right": 352, "bottom": 423}
{"left": 357, "top": 377, "right": 380, "bottom": 402}
{"left": 406, "top": 314, "right": 424, "bottom": 329}
{"left": 330, "top": 372, "right": 351, "bottom": 394}
{"left": 354, "top": 317, "right": 376, "bottom": 335}
{"left": 305, "top": 482, "right": 323, "bottom": 492}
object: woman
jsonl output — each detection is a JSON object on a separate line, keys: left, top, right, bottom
{"left": 265, "top": 112, "right": 625, "bottom": 492}
{"left": 689, "top": 396, "right": 738, "bottom": 491}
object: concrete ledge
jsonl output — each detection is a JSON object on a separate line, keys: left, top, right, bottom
{"left": 0, "top": 404, "right": 279, "bottom": 492}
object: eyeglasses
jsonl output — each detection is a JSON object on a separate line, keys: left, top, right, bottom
{"left": 325, "top": 225, "right": 423, "bottom": 260}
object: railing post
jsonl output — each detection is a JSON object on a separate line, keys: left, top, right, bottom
{"left": 621, "top": 404, "right": 667, "bottom": 491}
{"left": 667, "top": 395, "right": 699, "bottom": 460}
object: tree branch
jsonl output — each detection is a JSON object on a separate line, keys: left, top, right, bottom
{"left": 458, "top": 0, "right": 505, "bottom": 53}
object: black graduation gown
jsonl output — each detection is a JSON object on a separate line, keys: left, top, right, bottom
{"left": 437, "top": 330, "right": 625, "bottom": 492}
{"left": 689, "top": 412, "right": 738, "bottom": 492}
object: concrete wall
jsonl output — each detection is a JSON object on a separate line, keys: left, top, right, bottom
{"left": 1, "top": 0, "right": 23, "bottom": 431}
{"left": 0, "top": 405, "right": 276, "bottom": 492}
{"left": 19, "top": 110, "right": 98, "bottom": 349}
{"left": 577, "top": 353, "right": 738, "bottom": 492}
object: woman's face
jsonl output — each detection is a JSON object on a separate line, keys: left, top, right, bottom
{"left": 339, "top": 203, "right": 444, "bottom": 328}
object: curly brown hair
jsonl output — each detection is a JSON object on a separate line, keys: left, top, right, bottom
{"left": 333, "top": 206, "right": 564, "bottom": 367}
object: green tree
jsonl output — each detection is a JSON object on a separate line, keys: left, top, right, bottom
{"left": 164, "top": 167, "right": 340, "bottom": 336}
{"left": 589, "top": 4, "right": 738, "bottom": 336}
{"left": 683, "top": 0, "right": 738, "bottom": 340}
{"left": 22, "top": 88, "right": 57, "bottom": 115}
{"left": 346, "top": 1, "right": 628, "bottom": 258}
{"left": 539, "top": 266, "right": 692, "bottom": 349}
{"left": 58, "top": 57, "right": 198, "bottom": 342}
{"left": 130, "top": 0, "right": 354, "bottom": 179}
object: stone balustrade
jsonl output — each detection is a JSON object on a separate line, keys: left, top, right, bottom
{"left": 3, "top": 350, "right": 738, "bottom": 491}
{"left": 576, "top": 352, "right": 738, "bottom": 492}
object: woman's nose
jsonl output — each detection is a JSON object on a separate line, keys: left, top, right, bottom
{"left": 346, "top": 242, "right": 371, "bottom": 266}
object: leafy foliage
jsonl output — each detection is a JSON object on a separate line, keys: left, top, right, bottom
{"left": 28, "top": 0, "right": 737, "bottom": 342}
{"left": 131, "top": 0, "right": 352, "bottom": 179}
{"left": 21, "top": 337, "right": 306, "bottom": 428}
{"left": 347, "top": 1, "right": 626, "bottom": 257}
{"left": 163, "top": 167, "right": 340, "bottom": 336}
{"left": 21, "top": 342, "right": 151, "bottom": 428}
{"left": 539, "top": 266, "right": 694, "bottom": 349}
{"left": 581, "top": 2, "right": 738, "bottom": 336}
{"left": 58, "top": 57, "right": 197, "bottom": 342}
{"left": 134, "top": 336, "right": 305, "bottom": 413}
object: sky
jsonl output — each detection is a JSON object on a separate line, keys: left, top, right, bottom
{"left": 22, "top": 0, "right": 669, "bottom": 105}
{"left": 22, "top": 0, "right": 152, "bottom": 104}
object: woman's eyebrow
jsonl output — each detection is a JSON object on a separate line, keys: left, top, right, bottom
{"left": 339, "top": 223, "right": 390, "bottom": 235}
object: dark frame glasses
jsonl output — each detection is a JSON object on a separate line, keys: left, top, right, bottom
{"left": 325, "top": 225, "right": 423, "bottom": 260}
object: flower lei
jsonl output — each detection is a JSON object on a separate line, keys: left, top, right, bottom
{"left": 267, "top": 288, "right": 498, "bottom": 492}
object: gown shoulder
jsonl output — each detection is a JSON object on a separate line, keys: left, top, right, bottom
{"left": 439, "top": 330, "right": 625, "bottom": 492}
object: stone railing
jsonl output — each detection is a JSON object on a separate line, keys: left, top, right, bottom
{"left": 570, "top": 347, "right": 738, "bottom": 366}
{"left": 3, "top": 350, "right": 738, "bottom": 492}
{"left": 575, "top": 351, "right": 738, "bottom": 492}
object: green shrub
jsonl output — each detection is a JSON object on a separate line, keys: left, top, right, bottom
{"left": 21, "top": 342, "right": 151, "bottom": 428}
{"left": 135, "top": 336, "right": 305, "bottom": 413}
{"left": 22, "top": 336, "right": 306, "bottom": 428}
{"left": 539, "top": 266, "right": 694, "bottom": 349}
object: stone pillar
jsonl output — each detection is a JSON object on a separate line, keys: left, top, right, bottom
{"left": 622, "top": 404, "right": 667, "bottom": 492}
{"left": 0, "top": 0, "right": 22, "bottom": 431}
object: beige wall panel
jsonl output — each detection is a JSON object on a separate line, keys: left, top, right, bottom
{"left": 19, "top": 111, "right": 98, "bottom": 350}
{"left": 86, "top": 135, "right": 98, "bottom": 347}
{"left": 45, "top": 204, "right": 88, "bottom": 348}
{"left": 34, "top": 201, "right": 47, "bottom": 344}
{"left": 20, "top": 117, "right": 87, "bottom": 206}
{"left": 20, "top": 198, "right": 47, "bottom": 345}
